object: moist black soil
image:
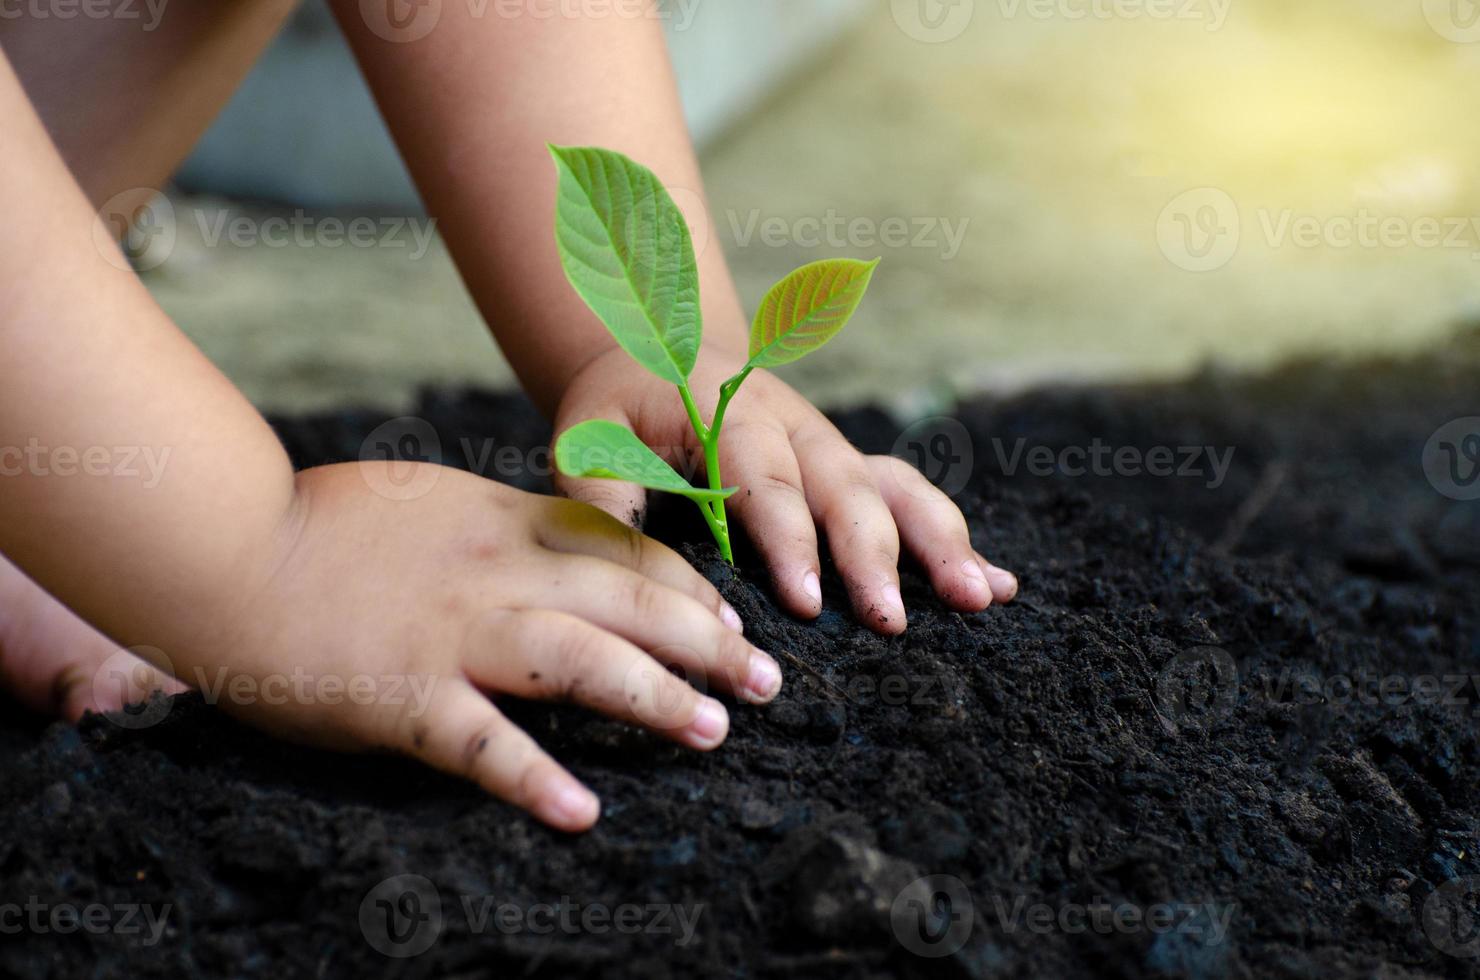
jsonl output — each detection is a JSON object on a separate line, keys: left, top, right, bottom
{"left": 3, "top": 330, "right": 1480, "bottom": 979}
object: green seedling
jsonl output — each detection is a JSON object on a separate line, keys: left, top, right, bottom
{"left": 549, "top": 144, "right": 878, "bottom": 564}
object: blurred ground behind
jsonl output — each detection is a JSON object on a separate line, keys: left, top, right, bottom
{"left": 149, "top": 0, "right": 1480, "bottom": 415}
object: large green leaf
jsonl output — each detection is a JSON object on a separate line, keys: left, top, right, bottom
{"left": 554, "top": 420, "right": 736, "bottom": 502}
{"left": 550, "top": 145, "right": 701, "bottom": 384}
{"left": 747, "top": 257, "right": 879, "bottom": 369}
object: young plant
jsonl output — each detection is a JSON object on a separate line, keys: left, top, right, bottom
{"left": 549, "top": 145, "right": 878, "bottom": 564}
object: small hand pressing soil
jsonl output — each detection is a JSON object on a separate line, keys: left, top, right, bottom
{"left": 3, "top": 330, "right": 1479, "bottom": 980}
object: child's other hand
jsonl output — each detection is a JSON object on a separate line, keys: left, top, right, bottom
{"left": 552, "top": 347, "right": 1018, "bottom": 635}
{"left": 0, "top": 554, "right": 185, "bottom": 720}
{"left": 207, "top": 463, "right": 779, "bottom": 832}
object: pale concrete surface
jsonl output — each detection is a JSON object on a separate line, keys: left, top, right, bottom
{"left": 151, "top": 0, "right": 1480, "bottom": 415}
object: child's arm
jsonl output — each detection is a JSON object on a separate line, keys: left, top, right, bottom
{"left": 0, "top": 49, "right": 775, "bottom": 832}
{"left": 330, "top": 5, "right": 1019, "bottom": 633}
{"left": 0, "top": 50, "right": 297, "bottom": 651}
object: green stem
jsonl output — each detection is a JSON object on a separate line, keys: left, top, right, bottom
{"left": 675, "top": 368, "right": 758, "bottom": 565}
{"left": 677, "top": 382, "right": 709, "bottom": 443}
{"left": 700, "top": 433, "right": 732, "bottom": 564}
{"left": 678, "top": 382, "right": 733, "bottom": 563}
{"left": 712, "top": 366, "right": 753, "bottom": 436}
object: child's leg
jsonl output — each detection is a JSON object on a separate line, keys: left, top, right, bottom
{"left": 0, "top": 2, "right": 295, "bottom": 718}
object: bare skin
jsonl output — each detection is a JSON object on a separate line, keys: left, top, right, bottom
{"left": 0, "top": 4, "right": 1015, "bottom": 831}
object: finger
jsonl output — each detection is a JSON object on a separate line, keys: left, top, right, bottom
{"left": 535, "top": 498, "right": 745, "bottom": 634}
{"left": 974, "top": 551, "right": 1019, "bottom": 604}
{"left": 551, "top": 410, "right": 649, "bottom": 530}
{"left": 407, "top": 680, "right": 599, "bottom": 832}
{"left": 794, "top": 427, "right": 907, "bottom": 634}
{"left": 513, "top": 555, "right": 780, "bottom": 703}
{"left": 718, "top": 418, "right": 823, "bottom": 620}
{"left": 868, "top": 455, "right": 1011, "bottom": 611}
{"left": 78, "top": 652, "right": 186, "bottom": 721}
{"left": 463, "top": 609, "right": 732, "bottom": 750}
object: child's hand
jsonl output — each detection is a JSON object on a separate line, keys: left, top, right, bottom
{"left": 0, "top": 554, "right": 184, "bottom": 720}
{"left": 553, "top": 346, "right": 1019, "bottom": 635}
{"left": 205, "top": 462, "right": 779, "bottom": 832}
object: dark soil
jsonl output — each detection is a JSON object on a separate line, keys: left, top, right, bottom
{"left": 3, "top": 330, "right": 1480, "bottom": 979}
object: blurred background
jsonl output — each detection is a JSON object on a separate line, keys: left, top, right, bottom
{"left": 140, "top": 0, "right": 1480, "bottom": 416}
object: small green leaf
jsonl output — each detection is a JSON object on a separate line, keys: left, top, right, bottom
{"left": 550, "top": 145, "right": 701, "bottom": 384}
{"left": 554, "top": 420, "right": 735, "bottom": 503}
{"left": 748, "top": 257, "right": 879, "bottom": 369}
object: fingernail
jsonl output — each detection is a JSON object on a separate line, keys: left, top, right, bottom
{"left": 802, "top": 571, "right": 822, "bottom": 607}
{"left": 961, "top": 559, "right": 988, "bottom": 584}
{"left": 746, "top": 653, "right": 783, "bottom": 703}
{"left": 541, "top": 782, "right": 599, "bottom": 829}
{"left": 870, "top": 583, "right": 905, "bottom": 630}
{"left": 986, "top": 566, "right": 1019, "bottom": 600}
{"left": 687, "top": 698, "right": 729, "bottom": 749}
{"left": 720, "top": 601, "right": 744, "bottom": 634}
{"left": 876, "top": 583, "right": 899, "bottom": 615}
